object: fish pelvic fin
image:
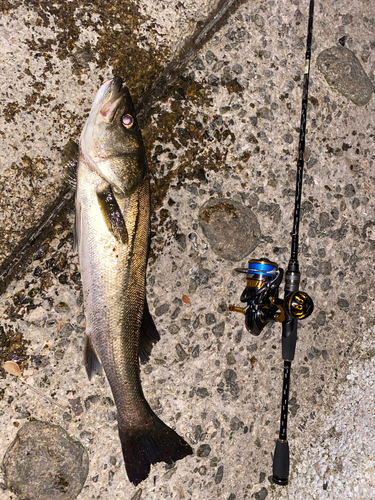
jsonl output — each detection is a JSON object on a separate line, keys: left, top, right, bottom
{"left": 96, "top": 185, "right": 128, "bottom": 245}
{"left": 84, "top": 335, "right": 102, "bottom": 380}
{"left": 139, "top": 298, "right": 160, "bottom": 364}
{"left": 118, "top": 412, "right": 193, "bottom": 486}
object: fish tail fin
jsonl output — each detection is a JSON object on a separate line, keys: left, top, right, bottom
{"left": 118, "top": 413, "right": 193, "bottom": 486}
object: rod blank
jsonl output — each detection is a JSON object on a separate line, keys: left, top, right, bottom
{"left": 272, "top": 0, "right": 315, "bottom": 486}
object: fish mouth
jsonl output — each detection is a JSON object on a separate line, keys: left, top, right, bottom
{"left": 98, "top": 77, "right": 127, "bottom": 123}
{"left": 89, "top": 77, "right": 126, "bottom": 115}
{"left": 111, "top": 76, "right": 123, "bottom": 94}
{"left": 107, "top": 76, "right": 124, "bottom": 101}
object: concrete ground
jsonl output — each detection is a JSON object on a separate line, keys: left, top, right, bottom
{"left": 0, "top": 0, "right": 374, "bottom": 499}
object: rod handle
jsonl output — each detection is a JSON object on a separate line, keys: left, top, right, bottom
{"left": 272, "top": 439, "right": 289, "bottom": 485}
{"left": 282, "top": 318, "right": 297, "bottom": 361}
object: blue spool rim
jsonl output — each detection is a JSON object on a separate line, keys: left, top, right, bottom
{"left": 234, "top": 259, "right": 278, "bottom": 275}
{"left": 248, "top": 259, "right": 278, "bottom": 276}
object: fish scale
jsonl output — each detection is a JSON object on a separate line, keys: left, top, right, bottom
{"left": 75, "top": 77, "right": 192, "bottom": 485}
{"left": 79, "top": 159, "right": 149, "bottom": 418}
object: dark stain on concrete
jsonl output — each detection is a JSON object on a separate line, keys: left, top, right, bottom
{"left": 0, "top": 0, "right": 249, "bottom": 283}
{"left": 3, "top": 0, "right": 167, "bottom": 98}
{"left": 0, "top": 324, "right": 30, "bottom": 377}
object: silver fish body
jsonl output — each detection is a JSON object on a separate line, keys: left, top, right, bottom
{"left": 75, "top": 77, "right": 192, "bottom": 485}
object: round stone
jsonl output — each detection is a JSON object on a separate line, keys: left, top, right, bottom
{"left": 3, "top": 421, "right": 89, "bottom": 500}
{"left": 198, "top": 198, "right": 261, "bottom": 261}
{"left": 317, "top": 46, "right": 373, "bottom": 106}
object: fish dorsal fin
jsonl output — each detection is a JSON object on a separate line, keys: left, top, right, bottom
{"left": 61, "top": 139, "right": 79, "bottom": 188}
{"left": 84, "top": 335, "right": 102, "bottom": 380}
{"left": 97, "top": 185, "right": 128, "bottom": 245}
{"left": 139, "top": 299, "right": 160, "bottom": 364}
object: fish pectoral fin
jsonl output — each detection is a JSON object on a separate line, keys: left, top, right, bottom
{"left": 96, "top": 185, "right": 128, "bottom": 245}
{"left": 73, "top": 200, "right": 82, "bottom": 253}
{"left": 84, "top": 335, "right": 102, "bottom": 380}
{"left": 138, "top": 298, "right": 161, "bottom": 364}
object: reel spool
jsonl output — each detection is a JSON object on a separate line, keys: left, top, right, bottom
{"left": 230, "top": 257, "right": 313, "bottom": 336}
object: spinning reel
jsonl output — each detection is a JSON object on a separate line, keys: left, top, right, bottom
{"left": 230, "top": 258, "right": 313, "bottom": 338}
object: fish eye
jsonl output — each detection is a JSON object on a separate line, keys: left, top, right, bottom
{"left": 122, "top": 114, "right": 134, "bottom": 129}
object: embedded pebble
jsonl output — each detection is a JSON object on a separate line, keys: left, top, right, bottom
{"left": 215, "top": 465, "right": 224, "bottom": 484}
{"left": 197, "top": 444, "right": 211, "bottom": 457}
{"left": 226, "top": 352, "right": 236, "bottom": 365}
{"left": 130, "top": 489, "right": 142, "bottom": 500}
{"left": 175, "top": 343, "right": 188, "bottom": 360}
{"left": 213, "top": 322, "right": 225, "bottom": 337}
{"left": 198, "top": 198, "right": 261, "bottom": 261}
{"left": 2, "top": 421, "right": 89, "bottom": 500}
{"left": 317, "top": 46, "right": 373, "bottom": 105}
{"left": 155, "top": 303, "right": 170, "bottom": 316}
{"left": 252, "top": 487, "right": 268, "bottom": 499}
{"left": 68, "top": 397, "right": 83, "bottom": 417}
{"left": 191, "top": 345, "right": 200, "bottom": 358}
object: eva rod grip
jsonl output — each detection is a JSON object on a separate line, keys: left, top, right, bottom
{"left": 272, "top": 439, "right": 289, "bottom": 485}
{"left": 282, "top": 318, "right": 297, "bottom": 361}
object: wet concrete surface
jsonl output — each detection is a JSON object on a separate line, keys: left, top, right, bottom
{"left": 0, "top": 0, "right": 375, "bottom": 499}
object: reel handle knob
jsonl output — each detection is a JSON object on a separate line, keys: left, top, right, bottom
{"left": 229, "top": 305, "right": 246, "bottom": 315}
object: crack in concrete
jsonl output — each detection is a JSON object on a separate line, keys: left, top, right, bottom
{"left": 0, "top": 0, "right": 249, "bottom": 296}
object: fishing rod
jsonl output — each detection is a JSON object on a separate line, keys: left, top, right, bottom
{"left": 229, "top": 0, "right": 315, "bottom": 485}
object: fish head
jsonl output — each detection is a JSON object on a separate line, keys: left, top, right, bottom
{"left": 80, "top": 77, "right": 146, "bottom": 195}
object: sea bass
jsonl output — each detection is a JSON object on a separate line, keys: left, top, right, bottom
{"left": 75, "top": 77, "right": 192, "bottom": 485}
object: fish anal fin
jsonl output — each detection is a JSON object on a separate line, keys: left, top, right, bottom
{"left": 84, "top": 336, "right": 102, "bottom": 380}
{"left": 97, "top": 186, "right": 128, "bottom": 245}
{"left": 139, "top": 299, "right": 160, "bottom": 364}
{"left": 118, "top": 412, "right": 193, "bottom": 485}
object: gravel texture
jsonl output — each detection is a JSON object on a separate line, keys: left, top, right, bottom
{"left": 1, "top": 0, "right": 375, "bottom": 499}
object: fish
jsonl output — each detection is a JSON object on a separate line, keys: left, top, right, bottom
{"left": 75, "top": 77, "right": 193, "bottom": 485}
